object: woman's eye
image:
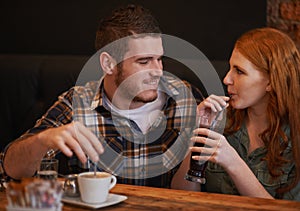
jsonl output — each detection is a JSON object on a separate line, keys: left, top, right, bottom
{"left": 236, "top": 68, "right": 243, "bottom": 74}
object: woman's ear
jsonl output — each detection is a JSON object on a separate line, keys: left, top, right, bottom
{"left": 266, "top": 84, "right": 272, "bottom": 92}
{"left": 100, "top": 52, "right": 116, "bottom": 75}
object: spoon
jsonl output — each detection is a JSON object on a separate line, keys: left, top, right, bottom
{"left": 94, "top": 162, "right": 97, "bottom": 177}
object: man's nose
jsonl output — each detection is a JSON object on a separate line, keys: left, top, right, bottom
{"left": 150, "top": 60, "right": 163, "bottom": 77}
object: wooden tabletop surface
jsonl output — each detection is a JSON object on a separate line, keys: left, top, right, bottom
{"left": 2, "top": 183, "right": 300, "bottom": 210}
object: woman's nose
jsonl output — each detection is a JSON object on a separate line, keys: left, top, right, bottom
{"left": 223, "top": 70, "right": 232, "bottom": 85}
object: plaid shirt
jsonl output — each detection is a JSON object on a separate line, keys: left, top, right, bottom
{"left": 27, "top": 75, "right": 202, "bottom": 188}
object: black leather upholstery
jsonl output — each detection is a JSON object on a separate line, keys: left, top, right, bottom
{"left": 0, "top": 54, "right": 229, "bottom": 151}
{"left": 0, "top": 54, "right": 88, "bottom": 151}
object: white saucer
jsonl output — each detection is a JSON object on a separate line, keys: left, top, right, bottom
{"left": 61, "top": 193, "right": 127, "bottom": 209}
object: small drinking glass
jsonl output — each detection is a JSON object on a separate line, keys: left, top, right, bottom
{"left": 37, "top": 158, "right": 59, "bottom": 180}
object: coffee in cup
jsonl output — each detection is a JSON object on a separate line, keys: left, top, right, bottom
{"left": 77, "top": 172, "right": 117, "bottom": 204}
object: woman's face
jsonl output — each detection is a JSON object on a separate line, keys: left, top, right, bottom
{"left": 223, "top": 48, "right": 271, "bottom": 111}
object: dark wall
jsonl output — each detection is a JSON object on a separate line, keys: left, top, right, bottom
{"left": 0, "top": 0, "right": 266, "bottom": 60}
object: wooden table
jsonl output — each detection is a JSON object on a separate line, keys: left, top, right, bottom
{"left": 2, "top": 184, "right": 300, "bottom": 210}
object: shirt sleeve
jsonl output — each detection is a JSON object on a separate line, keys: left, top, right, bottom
{"left": 26, "top": 88, "right": 74, "bottom": 135}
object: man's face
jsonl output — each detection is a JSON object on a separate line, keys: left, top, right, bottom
{"left": 115, "top": 36, "right": 164, "bottom": 104}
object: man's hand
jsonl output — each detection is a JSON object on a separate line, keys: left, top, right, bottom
{"left": 38, "top": 121, "right": 104, "bottom": 164}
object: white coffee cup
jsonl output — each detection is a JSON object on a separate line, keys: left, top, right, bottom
{"left": 77, "top": 172, "right": 117, "bottom": 204}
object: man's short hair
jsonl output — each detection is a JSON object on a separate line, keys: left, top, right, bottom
{"left": 95, "top": 4, "right": 162, "bottom": 62}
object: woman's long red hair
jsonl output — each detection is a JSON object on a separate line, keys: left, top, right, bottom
{"left": 225, "top": 28, "right": 300, "bottom": 195}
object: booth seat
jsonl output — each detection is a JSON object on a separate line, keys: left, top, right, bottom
{"left": 0, "top": 54, "right": 229, "bottom": 151}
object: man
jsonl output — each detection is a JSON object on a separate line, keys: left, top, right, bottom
{"left": 3, "top": 4, "right": 201, "bottom": 189}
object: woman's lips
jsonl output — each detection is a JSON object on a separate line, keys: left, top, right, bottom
{"left": 227, "top": 92, "right": 235, "bottom": 99}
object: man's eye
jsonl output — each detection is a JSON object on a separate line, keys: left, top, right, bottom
{"left": 138, "top": 60, "right": 149, "bottom": 65}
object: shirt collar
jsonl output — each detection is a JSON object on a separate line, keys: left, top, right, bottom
{"left": 90, "top": 76, "right": 104, "bottom": 110}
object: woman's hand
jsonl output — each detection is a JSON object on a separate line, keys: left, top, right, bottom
{"left": 190, "top": 128, "right": 273, "bottom": 199}
{"left": 197, "top": 95, "right": 229, "bottom": 122}
{"left": 198, "top": 94, "right": 229, "bottom": 113}
{"left": 190, "top": 128, "right": 239, "bottom": 170}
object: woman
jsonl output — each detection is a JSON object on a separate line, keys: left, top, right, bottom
{"left": 192, "top": 27, "right": 300, "bottom": 200}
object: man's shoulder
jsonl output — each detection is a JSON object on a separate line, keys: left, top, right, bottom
{"left": 73, "top": 81, "right": 100, "bottom": 93}
{"left": 58, "top": 81, "right": 101, "bottom": 103}
{"left": 161, "top": 75, "right": 203, "bottom": 103}
{"left": 162, "top": 75, "right": 192, "bottom": 87}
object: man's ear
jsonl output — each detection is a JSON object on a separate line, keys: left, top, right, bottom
{"left": 100, "top": 52, "right": 116, "bottom": 75}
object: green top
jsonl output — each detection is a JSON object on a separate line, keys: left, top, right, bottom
{"left": 204, "top": 124, "right": 300, "bottom": 201}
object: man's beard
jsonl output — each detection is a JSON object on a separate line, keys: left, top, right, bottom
{"left": 132, "top": 90, "right": 158, "bottom": 103}
{"left": 115, "top": 67, "right": 159, "bottom": 104}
